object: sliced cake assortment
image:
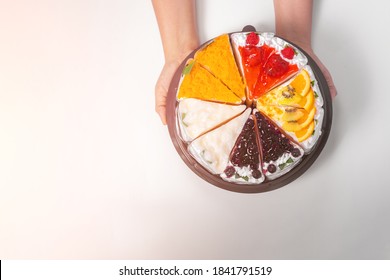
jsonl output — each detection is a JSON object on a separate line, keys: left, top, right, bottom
{"left": 175, "top": 32, "right": 325, "bottom": 185}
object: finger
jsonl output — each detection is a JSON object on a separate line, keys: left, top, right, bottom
{"left": 156, "top": 105, "right": 167, "bottom": 125}
{"left": 155, "top": 82, "right": 168, "bottom": 125}
{"left": 322, "top": 67, "right": 337, "bottom": 99}
{"left": 328, "top": 83, "right": 337, "bottom": 100}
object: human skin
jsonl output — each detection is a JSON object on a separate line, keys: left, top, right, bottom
{"left": 152, "top": 0, "right": 336, "bottom": 125}
{"left": 273, "top": 0, "right": 337, "bottom": 99}
{"left": 152, "top": 0, "right": 199, "bottom": 125}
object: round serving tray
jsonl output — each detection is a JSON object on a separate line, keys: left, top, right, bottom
{"left": 167, "top": 27, "right": 333, "bottom": 193}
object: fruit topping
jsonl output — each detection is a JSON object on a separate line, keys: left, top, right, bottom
{"left": 254, "top": 111, "right": 295, "bottom": 163}
{"left": 302, "top": 88, "right": 315, "bottom": 110}
{"left": 226, "top": 116, "right": 263, "bottom": 182}
{"left": 252, "top": 169, "right": 262, "bottom": 179}
{"left": 241, "top": 46, "right": 263, "bottom": 67}
{"left": 281, "top": 107, "right": 305, "bottom": 122}
{"left": 281, "top": 46, "right": 295, "bottom": 59}
{"left": 246, "top": 32, "right": 259, "bottom": 46}
{"left": 224, "top": 166, "right": 236, "bottom": 178}
{"left": 291, "top": 148, "right": 301, "bottom": 158}
{"left": 290, "top": 69, "right": 311, "bottom": 96}
{"left": 230, "top": 118, "right": 260, "bottom": 167}
{"left": 279, "top": 87, "right": 304, "bottom": 106}
{"left": 282, "top": 121, "right": 303, "bottom": 132}
{"left": 295, "top": 121, "right": 315, "bottom": 142}
{"left": 264, "top": 53, "right": 289, "bottom": 78}
{"left": 254, "top": 110, "right": 304, "bottom": 178}
{"left": 256, "top": 66, "right": 319, "bottom": 146}
{"left": 267, "top": 164, "right": 277, "bottom": 173}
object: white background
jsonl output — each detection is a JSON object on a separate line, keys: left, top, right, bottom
{"left": 0, "top": 0, "right": 389, "bottom": 259}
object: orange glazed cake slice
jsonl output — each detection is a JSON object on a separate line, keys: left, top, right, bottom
{"left": 194, "top": 34, "right": 246, "bottom": 100}
{"left": 177, "top": 59, "right": 242, "bottom": 104}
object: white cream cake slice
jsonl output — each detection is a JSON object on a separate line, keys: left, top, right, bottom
{"left": 177, "top": 98, "right": 246, "bottom": 142}
{"left": 188, "top": 108, "right": 251, "bottom": 174}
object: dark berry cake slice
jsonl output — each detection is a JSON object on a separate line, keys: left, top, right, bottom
{"left": 254, "top": 109, "right": 304, "bottom": 180}
{"left": 221, "top": 114, "right": 264, "bottom": 184}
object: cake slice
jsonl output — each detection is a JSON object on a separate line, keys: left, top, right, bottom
{"left": 221, "top": 115, "right": 265, "bottom": 184}
{"left": 254, "top": 109, "right": 303, "bottom": 180}
{"left": 194, "top": 34, "right": 246, "bottom": 100}
{"left": 231, "top": 32, "right": 305, "bottom": 100}
{"left": 188, "top": 108, "right": 251, "bottom": 174}
{"left": 177, "top": 59, "right": 242, "bottom": 104}
{"left": 177, "top": 98, "right": 246, "bottom": 142}
{"left": 257, "top": 67, "right": 324, "bottom": 153}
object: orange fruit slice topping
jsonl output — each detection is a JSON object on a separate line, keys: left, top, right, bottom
{"left": 281, "top": 106, "right": 316, "bottom": 132}
{"left": 281, "top": 107, "right": 306, "bottom": 122}
{"left": 298, "top": 107, "right": 316, "bottom": 127}
{"left": 295, "top": 121, "right": 315, "bottom": 142}
{"left": 301, "top": 88, "right": 315, "bottom": 111}
{"left": 289, "top": 69, "right": 311, "bottom": 97}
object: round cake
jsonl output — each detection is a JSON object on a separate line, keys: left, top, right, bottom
{"left": 167, "top": 29, "right": 332, "bottom": 193}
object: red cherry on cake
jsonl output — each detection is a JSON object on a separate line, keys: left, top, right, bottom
{"left": 291, "top": 148, "right": 301, "bottom": 158}
{"left": 246, "top": 32, "right": 259, "bottom": 46}
{"left": 281, "top": 46, "right": 295, "bottom": 59}
{"left": 252, "top": 169, "right": 262, "bottom": 179}
{"left": 267, "top": 164, "right": 277, "bottom": 173}
{"left": 264, "top": 53, "right": 289, "bottom": 78}
{"left": 224, "top": 166, "right": 236, "bottom": 178}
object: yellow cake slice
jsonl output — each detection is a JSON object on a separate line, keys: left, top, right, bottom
{"left": 177, "top": 59, "right": 242, "bottom": 104}
{"left": 194, "top": 34, "right": 246, "bottom": 100}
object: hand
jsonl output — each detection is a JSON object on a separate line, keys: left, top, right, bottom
{"left": 273, "top": 0, "right": 337, "bottom": 99}
{"left": 152, "top": 0, "right": 199, "bottom": 125}
{"left": 154, "top": 60, "right": 181, "bottom": 125}
{"left": 309, "top": 53, "right": 337, "bottom": 99}
{"left": 155, "top": 47, "right": 196, "bottom": 125}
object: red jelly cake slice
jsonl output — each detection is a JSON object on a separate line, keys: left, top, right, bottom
{"left": 231, "top": 32, "right": 307, "bottom": 100}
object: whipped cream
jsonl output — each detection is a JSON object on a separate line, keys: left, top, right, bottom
{"left": 262, "top": 145, "right": 304, "bottom": 180}
{"left": 220, "top": 164, "right": 264, "bottom": 184}
{"left": 188, "top": 108, "right": 251, "bottom": 174}
{"left": 177, "top": 98, "right": 246, "bottom": 142}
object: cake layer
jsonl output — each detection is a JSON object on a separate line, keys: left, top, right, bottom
{"left": 177, "top": 98, "right": 246, "bottom": 142}
{"left": 221, "top": 115, "right": 265, "bottom": 184}
{"left": 254, "top": 110, "right": 304, "bottom": 180}
{"left": 177, "top": 59, "right": 243, "bottom": 104}
{"left": 195, "top": 34, "right": 246, "bottom": 100}
{"left": 188, "top": 108, "right": 251, "bottom": 174}
{"left": 231, "top": 32, "right": 307, "bottom": 100}
{"left": 257, "top": 66, "right": 324, "bottom": 153}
